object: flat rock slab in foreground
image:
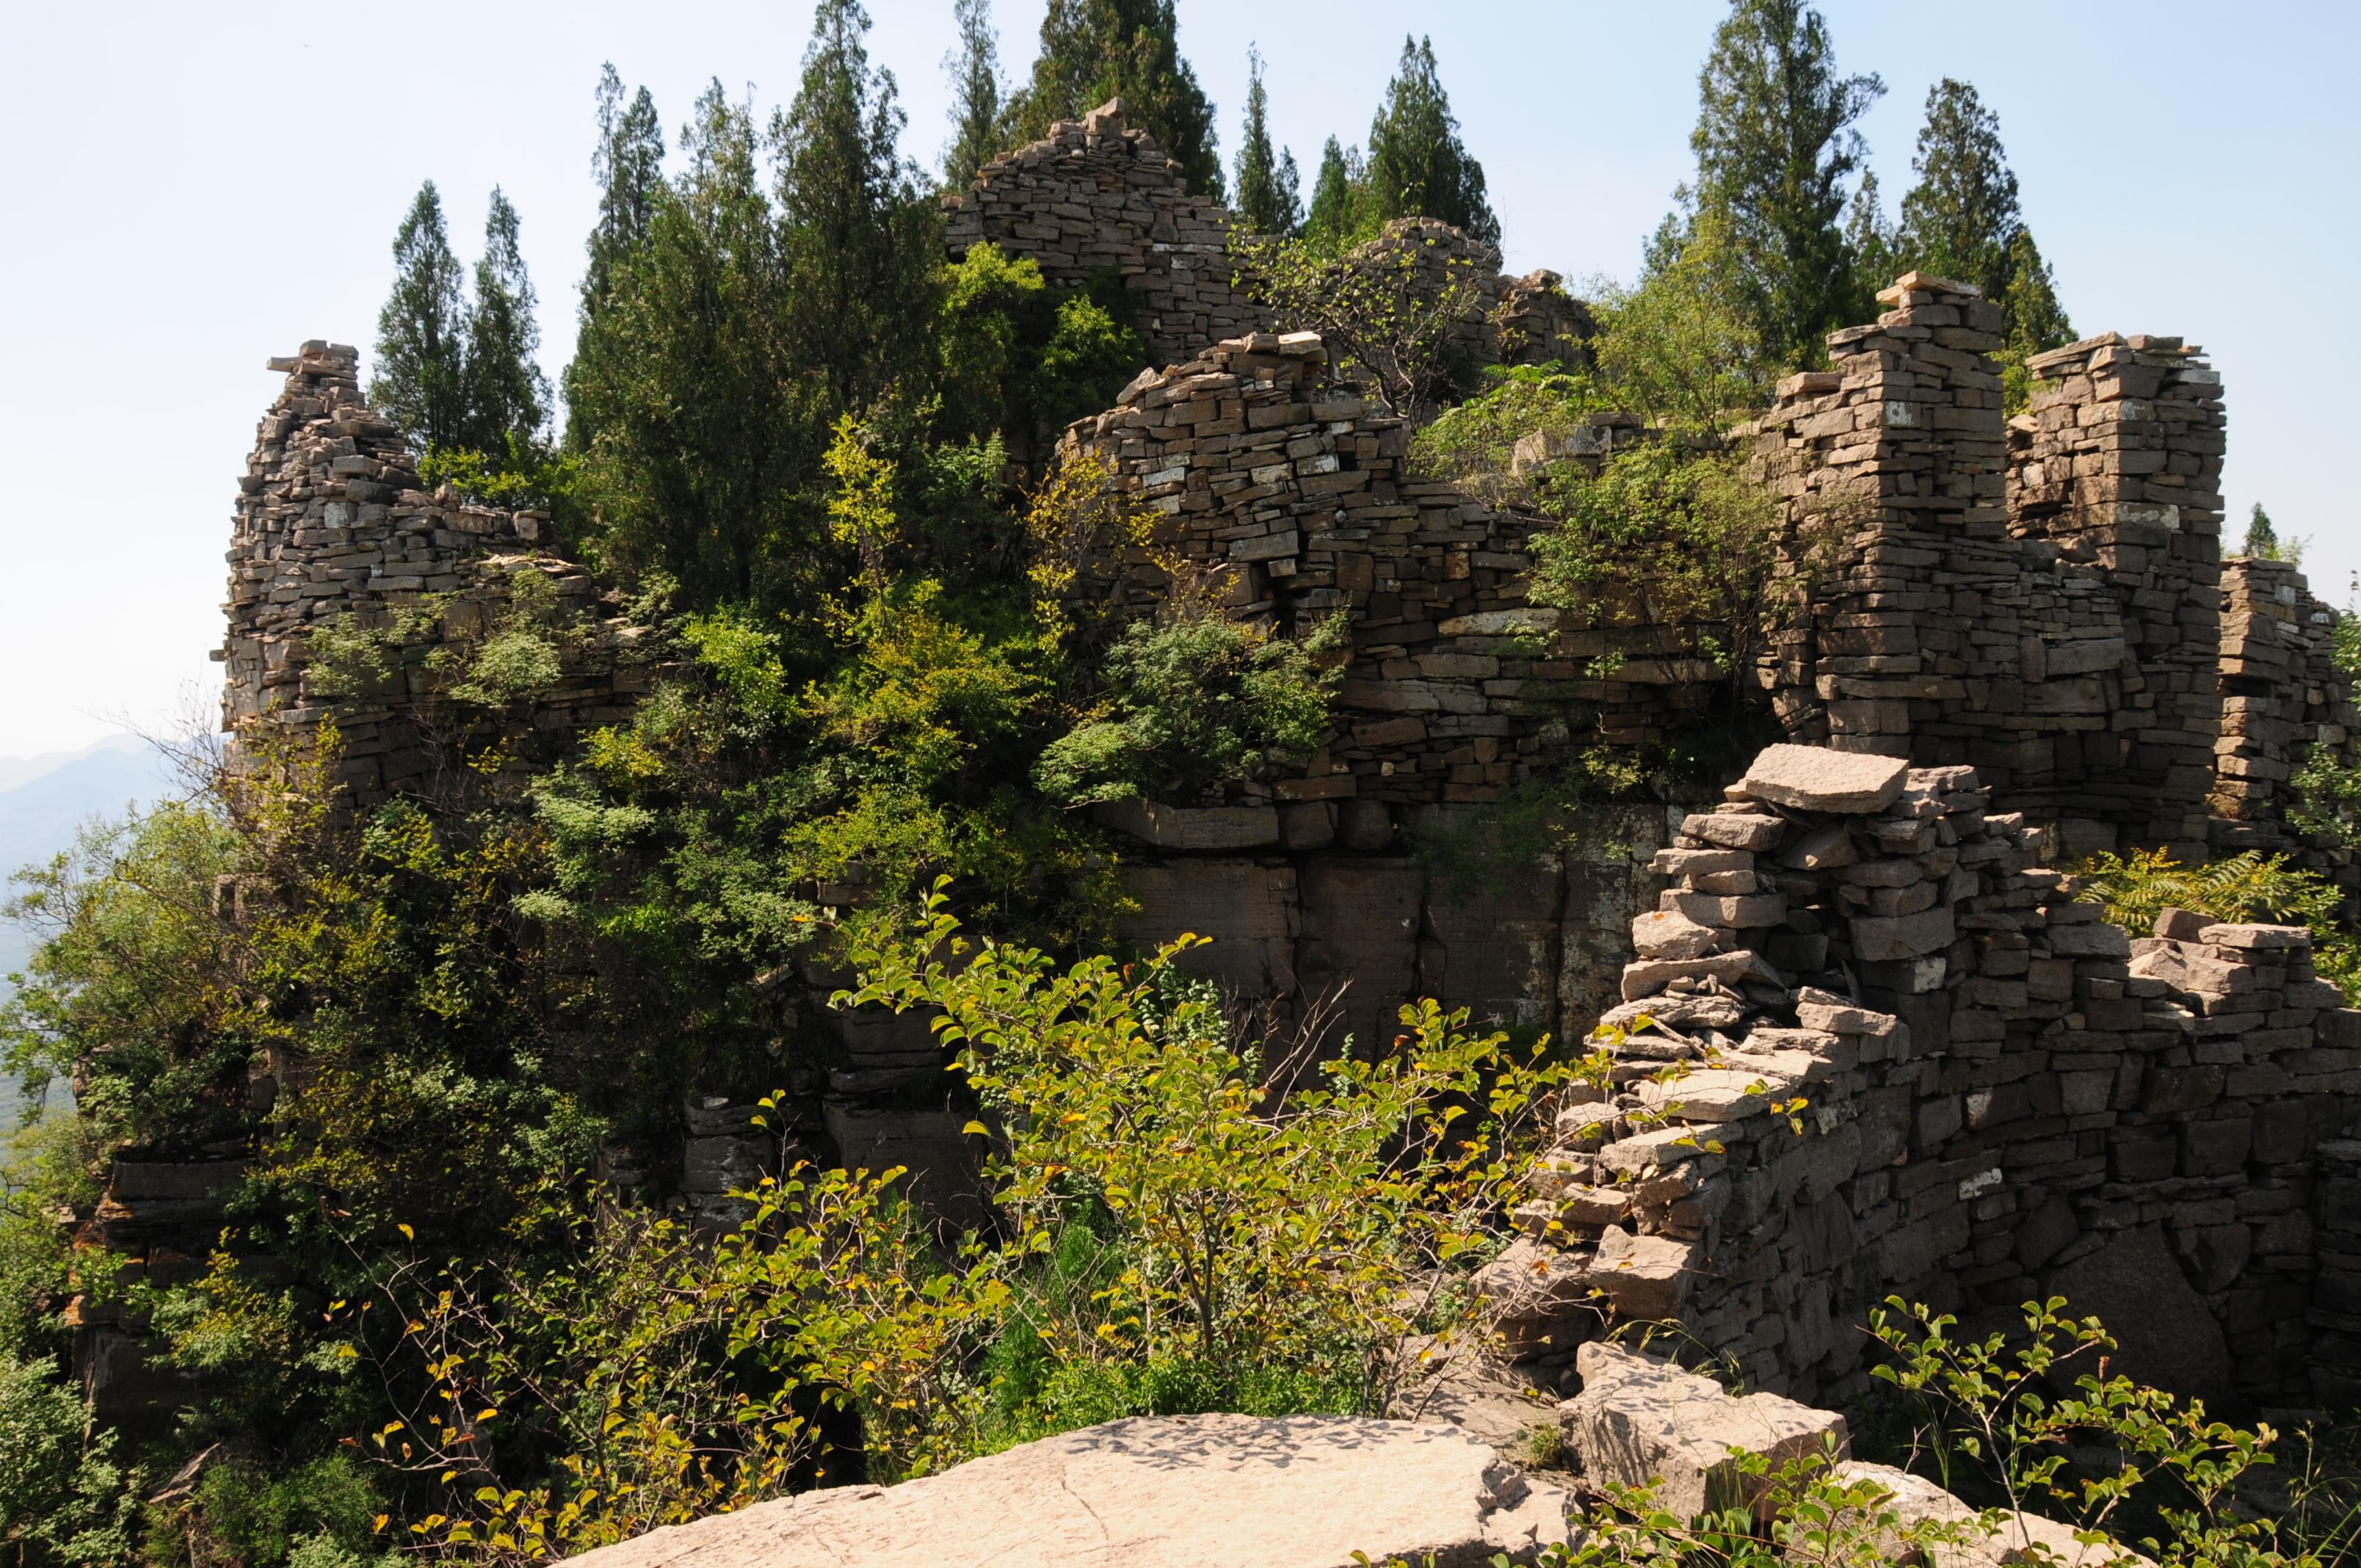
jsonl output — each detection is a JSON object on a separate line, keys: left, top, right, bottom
{"left": 562, "top": 1414, "right": 1573, "bottom": 1568}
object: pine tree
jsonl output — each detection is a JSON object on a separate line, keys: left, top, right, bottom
{"left": 1231, "top": 46, "right": 1300, "bottom": 237}
{"left": 1685, "top": 0, "right": 1883, "bottom": 367}
{"left": 1005, "top": 0, "right": 1222, "bottom": 199}
{"left": 1363, "top": 36, "right": 1498, "bottom": 247}
{"left": 460, "top": 188, "right": 551, "bottom": 453}
{"left": 774, "top": 0, "right": 941, "bottom": 418}
{"left": 372, "top": 181, "right": 471, "bottom": 451}
{"left": 2246, "top": 502, "right": 2280, "bottom": 560}
{"left": 1893, "top": 80, "right": 2072, "bottom": 405}
{"left": 583, "top": 65, "right": 667, "bottom": 324}
{"left": 942, "top": 0, "right": 1004, "bottom": 189}
{"left": 1896, "top": 79, "right": 2021, "bottom": 297}
{"left": 566, "top": 81, "right": 804, "bottom": 606}
{"left": 1302, "top": 137, "right": 1365, "bottom": 255}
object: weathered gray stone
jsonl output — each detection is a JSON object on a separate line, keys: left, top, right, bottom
{"left": 1562, "top": 1343, "right": 1846, "bottom": 1520}
{"left": 2045, "top": 1225, "right": 2233, "bottom": 1412}
{"left": 1738, "top": 744, "right": 1910, "bottom": 813}
{"left": 562, "top": 1415, "right": 1573, "bottom": 1568}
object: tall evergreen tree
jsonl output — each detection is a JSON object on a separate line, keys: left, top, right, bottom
{"left": 774, "top": 0, "right": 942, "bottom": 418}
{"left": 1231, "top": 46, "right": 1300, "bottom": 237}
{"left": 1302, "top": 137, "right": 1365, "bottom": 255}
{"left": 2245, "top": 502, "right": 2280, "bottom": 560}
{"left": 1842, "top": 169, "right": 1898, "bottom": 316}
{"left": 583, "top": 65, "right": 667, "bottom": 325}
{"left": 1896, "top": 79, "right": 2020, "bottom": 296}
{"left": 570, "top": 67, "right": 667, "bottom": 452}
{"left": 1363, "top": 36, "right": 1498, "bottom": 247}
{"left": 371, "top": 181, "right": 470, "bottom": 451}
{"left": 460, "top": 188, "right": 551, "bottom": 453}
{"left": 1005, "top": 0, "right": 1222, "bottom": 199}
{"left": 1895, "top": 79, "right": 2072, "bottom": 374}
{"left": 567, "top": 82, "right": 805, "bottom": 606}
{"left": 1683, "top": 0, "right": 1883, "bottom": 367}
{"left": 942, "top": 0, "right": 1004, "bottom": 189}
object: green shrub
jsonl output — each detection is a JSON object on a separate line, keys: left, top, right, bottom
{"left": 1034, "top": 611, "right": 1344, "bottom": 806}
{"left": 2072, "top": 847, "right": 2361, "bottom": 1005}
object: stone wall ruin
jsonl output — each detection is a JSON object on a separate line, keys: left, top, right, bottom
{"left": 189, "top": 118, "right": 2361, "bottom": 1419}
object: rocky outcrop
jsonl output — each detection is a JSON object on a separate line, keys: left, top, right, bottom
{"left": 558, "top": 1415, "right": 1574, "bottom": 1568}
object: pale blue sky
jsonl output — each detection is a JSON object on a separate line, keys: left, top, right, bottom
{"left": 4, "top": 0, "right": 2352, "bottom": 755}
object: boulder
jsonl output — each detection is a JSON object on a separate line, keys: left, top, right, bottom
{"left": 1737, "top": 744, "right": 1909, "bottom": 814}
{"left": 1562, "top": 1343, "right": 1847, "bottom": 1520}
{"left": 559, "top": 1415, "right": 1573, "bottom": 1568}
{"left": 1633, "top": 910, "right": 1722, "bottom": 960}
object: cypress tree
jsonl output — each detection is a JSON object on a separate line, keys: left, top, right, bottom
{"left": 1231, "top": 46, "right": 1300, "bottom": 237}
{"left": 565, "top": 81, "right": 804, "bottom": 606}
{"left": 1005, "top": 0, "right": 1222, "bottom": 199}
{"left": 774, "top": 0, "right": 942, "bottom": 418}
{"left": 461, "top": 188, "right": 551, "bottom": 453}
{"left": 1302, "top": 137, "right": 1364, "bottom": 255}
{"left": 942, "top": 0, "right": 1004, "bottom": 189}
{"left": 1842, "top": 170, "right": 1898, "bottom": 318}
{"left": 582, "top": 65, "right": 667, "bottom": 327}
{"left": 1363, "top": 36, "right": 1498, "bottom": 247}
{"left": 1685, "top": 0, "right": 1883, "bottom": 367}
{"left": 371, "top": 181, "right": 471, "bottom": 451}
{"left": 1897, "top": 79, "right": 2021, "bottom": 297}
{"left": 1896, "top": 80, "right": 2072, "bottom": 366}
{"left": 2245, "top": 502, "right": 2280, "bottom": 560}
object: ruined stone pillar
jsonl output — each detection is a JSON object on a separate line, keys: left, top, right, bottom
{"left": 1747, "top": 271, "right": 2012, "bottom": 758}
{"left": 2008, "top": 334, "right": 2227, "bottom": 851}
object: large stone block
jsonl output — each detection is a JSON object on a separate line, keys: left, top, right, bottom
{"left": 2044, "top": 1224, "right": 2233, "bottom": 1410}
{"left": 1562, "top": 1343, "right": 1847, "bottom": 1520}
{"left": 1297, "top": 857, "right": 1423, "bottom": 1058}
{"left": 562, "top": 1412, "right": 1574, "bottom": 1568}
{"left": 1737, "top": 744, "right": 1909, "bottom": 813}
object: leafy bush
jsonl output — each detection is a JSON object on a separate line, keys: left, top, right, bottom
{"left": 1526, "top": 440, "right": 1805, "bottom": 698}
{"left": 1232, "top": 228, "right": 1489, "bottom": 418}
{"left": 847, "top": 893, "right": 1572, "bottom": 1421}
{"left": 1409, "top": 363, "right": 1610, "bottom": 504}
{"left": 2071, "top": 847, "right": 2361, "bottom": 1005}
{"left": 0, "top": 1350, "right": 137, "bottom": 1564}
{"left": 1518, "top": 1296, "right": 2330, "bottom": 1568}
{"left": 1034, "top": 611, "right": 1344, "bottom": 806}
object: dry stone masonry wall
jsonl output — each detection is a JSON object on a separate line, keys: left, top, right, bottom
{"left": 1476, "top": 741, "right": 2361, "bottom": 1411}
{"left": 217, "top": 343, "right": 653, "bottom": 804}
{"left": 944, "top": 99, "right": 1253, "bottom": 367}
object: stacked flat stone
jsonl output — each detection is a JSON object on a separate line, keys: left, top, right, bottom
{"left": 1069, "top": 332, "right": 1730, "bottom": 805}
{"left": 943, "top": 98, "right": 1252, "bottom": 368}
{"left": 1476, "top": 739, "right": 2361, "bottom": 1410}
{"left": 2008, "top": 333, "right": 2227, "bottom": 849}
{"left": 2216, "top": 559, "right": 2360, "bottom": 884}
{"left": 1741, "top": 276, "right": 2358, "bottom": 865}
{"left": 217, "top": 343, "right": 652, "bottom": 804}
